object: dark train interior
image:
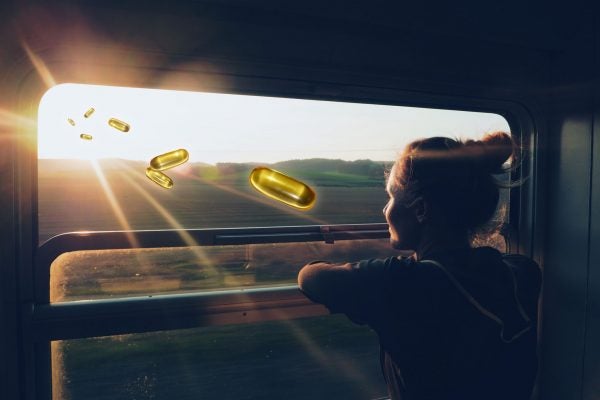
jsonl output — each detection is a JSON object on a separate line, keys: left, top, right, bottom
{"left": 0, "top": 1, "right": 599, "bottom": 399}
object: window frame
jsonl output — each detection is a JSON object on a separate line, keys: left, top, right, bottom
{"left": 10, "top": 52, "right": 539, "bottom": 400}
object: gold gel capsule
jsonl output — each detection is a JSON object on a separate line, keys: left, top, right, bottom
{"left": 84, "top": 108, "right": 95, "bottom": 118}
{"left": 67, "top": 118, "right": 75, "bottom": 126}
{"left": 80, "top": 134, "right": 93, "bottom": 140}
{"left": 108, "top": 118, "right": 130, "bottom": 132}
{"left": 150, "top": 149, "right": 189, "bottom": 171}
{"left": 249, "top": 167, "right": 316, "bottom": 210}
{"left": 146, "top": 167, "right": 173, "bottom": 189}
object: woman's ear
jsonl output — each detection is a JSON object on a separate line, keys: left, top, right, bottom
{"left": 411, "top": 197, "right": 427, "bottom": 223}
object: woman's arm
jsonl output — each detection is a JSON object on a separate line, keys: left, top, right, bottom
{"left": 298, "top": 257, "right": 394, "bottom": 321}
{"left": 297, "top": 261, "right": 357, "bottom": 310}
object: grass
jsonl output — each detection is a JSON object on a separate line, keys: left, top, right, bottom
{"left": 56, "top": 316, "right": 387, "bottom": 400}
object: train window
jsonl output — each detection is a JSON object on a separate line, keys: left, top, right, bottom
{"left": 38, "top": 83, "right": 514, "bottom": 400}
{"left": 50, "top": 239, "right": 398, "bottom": 302}
{"left": 38, "top": 83, "right": 510, "bottom": 242}
{"left": 52, "top": 315, "right": 384, "bottom": 400}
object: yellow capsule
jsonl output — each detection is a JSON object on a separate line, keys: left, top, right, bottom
{"left": 150, "top": 149, "right": 189, "bottom": 171}
{"left": 146, "top": 167, "right": 173, "bottom": 189}
{"left": 108, "top": 118, "right": 130, "bottom": 132}
{"left": 80, "top": 134, "right": 93, "bottom": 140}
{"left": 249, "top": 167, "right": 316, "bottom": 210}
{"left": 84, "top": 108, "right": 95, "bottom": 118}
{"left": 67, "top": 118, "right": 76, "bottom": 126}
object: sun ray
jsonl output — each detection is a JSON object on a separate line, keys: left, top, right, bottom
{"left": 276, "top": 316, "right": 377, "bottom": 397}
{"left": 88, "top": 159, "right": 170, "bottom": 290}
{"left": 115, "top": 163, "right": 371, "bottom": 386}
{"left": 0, "top": 108, "right": 37, "bottom": 129}
{"left": 90, "top": 159, "right": 140, "bottom": 248}
{"left": 22, "top": 41, "right": 56, "bottom": 88}
{"left": 115, "top": 162, "right": 219, "bottom": 277}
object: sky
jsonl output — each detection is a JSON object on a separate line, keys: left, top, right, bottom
{"left": 38, "top": 83, "right": 511, "bottom": 164}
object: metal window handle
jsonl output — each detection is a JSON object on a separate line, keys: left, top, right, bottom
{"left": 320, "top": 225, "right": 335, "bottom": 244}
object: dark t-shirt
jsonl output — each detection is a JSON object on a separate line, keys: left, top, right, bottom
{"left": 307, "top": 247, "right": 541, "bottom": 400}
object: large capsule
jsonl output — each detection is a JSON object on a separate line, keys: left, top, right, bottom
{"left": 150, "top": 149, "right": 189, "bottom": 171}
{"left": 108, "top": 118, "right": 130, "bottom": 132}
{"left": 146, "top": 167, "right": 173, "bottom": 189}
{"left": 249, "top": 167, "right": 316, "bottom": 210}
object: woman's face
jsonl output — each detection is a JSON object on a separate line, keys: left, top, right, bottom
{"left": 384, "top": 182, "right": 421, "bottom": 251}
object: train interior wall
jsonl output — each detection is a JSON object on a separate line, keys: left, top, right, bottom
{"left": 0, "top": 1, "right": 599, "bottom": 399}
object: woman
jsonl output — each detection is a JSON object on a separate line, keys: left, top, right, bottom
{"left": 298, "top": 132, "right": 541, "bottom": 400}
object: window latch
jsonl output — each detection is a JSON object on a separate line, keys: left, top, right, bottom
{"left": 320, "top": 226, "right": 335, "bottom": 244}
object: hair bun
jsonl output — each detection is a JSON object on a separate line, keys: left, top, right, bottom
{"left": 390, "top": 133, "right": 518, "bottom": 230}
{"left": 478, "top": 131, "right": 514, "bottom": 172}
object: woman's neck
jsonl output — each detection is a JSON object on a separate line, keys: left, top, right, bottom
{"left": 415, "top": 225, "right": 470, "bottom": 261}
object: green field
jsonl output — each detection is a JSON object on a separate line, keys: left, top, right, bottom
{"left": 40, "top": 158, "right": 393, "bottom": 400}
{"left": 38, "top": 159, "right": 389, "bottom": 243}
{"left": 54, "top": 316, "right": 387, "bottom": 400}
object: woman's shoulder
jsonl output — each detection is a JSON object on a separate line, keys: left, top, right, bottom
{"left": 464, "top": 247, "right": 542, "bottom": 298}
{"left": 358, "top": 255, "right": 453, "bottom": 285}
{"left": 350, "top": 255, "right": 427, "bottom": 285}
{"left": 357, "top": 254, "right": 419, "bottom": 273}
{"left": 501, "top": 252, "right": 542, "bottom": 293}
{"left": 464, "top": 246, "right": 540, "bottom": 273}
{"left": 501, "top": 252, "right": 540, "bottom": 269}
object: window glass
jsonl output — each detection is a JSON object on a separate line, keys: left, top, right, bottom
{"left": 50, "top": 239, "right": 398, "bottom": 302}
{"left": 38, "top": 84, "right": 511, "bottom": 242}
{"left": 52, "top": 316, "right": 386, "bottom": 400}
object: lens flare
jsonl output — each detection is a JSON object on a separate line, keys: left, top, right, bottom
{"left": 22, "top": 41, "right": 56, "bottom": 88}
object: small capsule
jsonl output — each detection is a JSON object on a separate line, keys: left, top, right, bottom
{"left": 67, "top": 118, "right": 76, "bottom": 126}
{"left": 150, "top": 149, "right": 189, "bottom": 171}
{"left": 84, "top": 108, "right": 95, "bottom": 118}
{"left": 108, "top": 118, "right": 130, "bottom": 132}
{"left": 146, "top": 167, "right": 173, "bottom": 189}
{"left": 249, "top": 167, "right": 316, "bottom": 210}
{"left": 80, "top": 134, "right": 93, "bottom": 140}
